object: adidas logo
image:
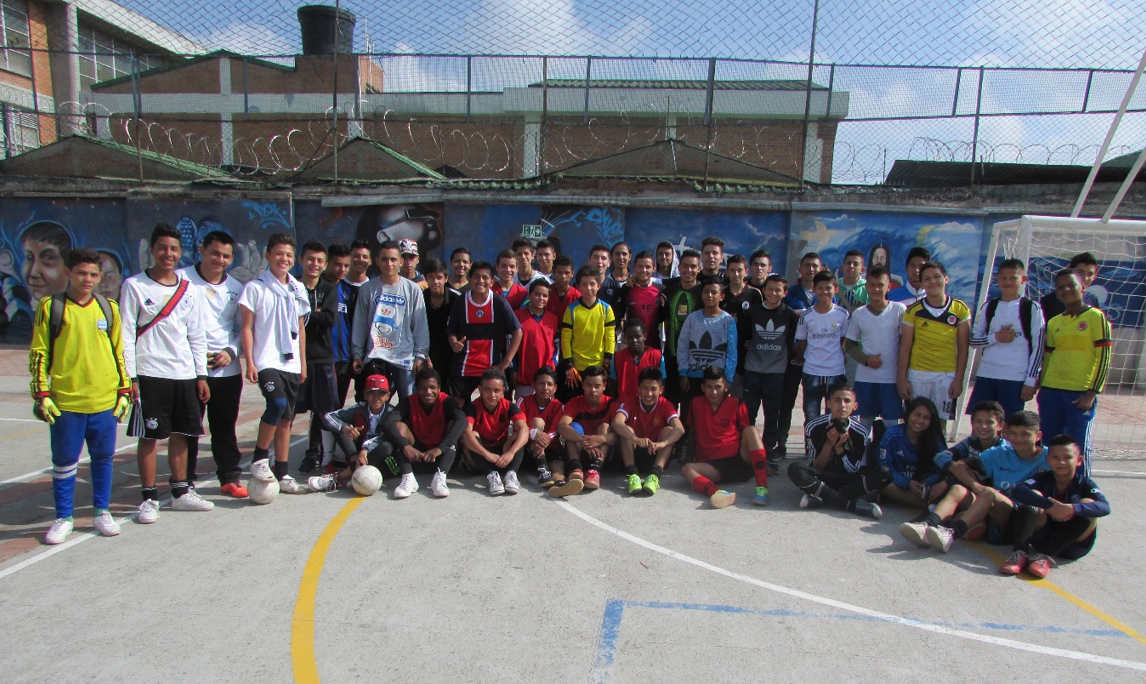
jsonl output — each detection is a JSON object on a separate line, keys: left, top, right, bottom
{"left": 755, "top": 319, "right": 786, "bottom": 340}
{"left": 689, "top": 331, "right": 728, "bottom": 366}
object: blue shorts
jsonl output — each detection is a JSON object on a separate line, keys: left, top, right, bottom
{"left": 967, "top": 377, "right": 1027, "bottom": 420}
{"left": 853, "top": 381, "right": 903, "bottom": 421}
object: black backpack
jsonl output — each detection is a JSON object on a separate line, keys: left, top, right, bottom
{"left": 984, "top": 296, "right": 1035, "bottom": 356}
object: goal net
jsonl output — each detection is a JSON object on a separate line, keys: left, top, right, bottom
{"left": 967, "top": 214, "right": 1146, "bottom": 456}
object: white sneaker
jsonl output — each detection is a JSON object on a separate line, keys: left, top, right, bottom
{"left": 503, "top": 470, "right": 520, "bottom": 495}
{"left": 279, "top": 475, "right": 309, "bottom": 494}
{"left": 487, "top": 471, "right": 505, "bottom": 496}
{"left": 93, "top": 511, "right": 121, "bottom": 537}
{"left": 137, "top": 499, "right": 160, "bottom": 524}
{"left": 45, "top": 518, "right": 73, "bottom": 545}
{"left": 171, "top": 489, "right": 215, "bottom": 512}
{"left": 393, "top": 473, "right": 419, "bottom": 499}
{"left": 308, "top": 474, "right": 339, "bottom": 493}
{"left": 430, "top": 469, "right": 449, "bottom": 497}
{"left": 250, "top": 459, "right": 275, "bottom": 482}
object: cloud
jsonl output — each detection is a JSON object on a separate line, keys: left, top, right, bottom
{"left": 461, "top": 0, "right": 653, "bottom": 56}
{"left": 375, "top": 43, "right": 466, "bottom": 93}
{"left": 197, "top": 22, "right": 296, "bottom": 56}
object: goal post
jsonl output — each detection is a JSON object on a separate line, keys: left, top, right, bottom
{"left": 960, "top": 214, "right": 1146, "bottom": 453}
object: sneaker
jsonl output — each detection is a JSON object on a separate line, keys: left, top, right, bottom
{"left": 799, "top": 494, "right": 824, "bottom": 510}
{"left": 220, "top": 482, "right": 249, "bottom": 498}
{"left": 1000, "top": 549, "right": 1029, "bottom": 576}
{"left": 137, "top": 499, "right": 160, "bottom": 524}
{"left": 430, "top": 469, "right": 450, "bottom": 498}
{"left": 548, "top": 478, "right": 585, "bottom": 498}
{"left": 250, "top": 459, "right": 275, "bottom": 482}
{"left": 753, "top": 486, "right": 770, "bottom": 506}
{"left": 279, "top": 475, "right": 309, "bottom": 494}
{"left": 92, "top": 511, "right": 121, "bottom": 537}
{"left": 393, "top": 473, "right": 419, "bottom": 499}
{"left": 569, "top": 469, "right": 584, "bottom": 482}
{"left": 1026, "top": 553, "right": 1055, "bottom": 579}
{"left": 852, "top": 499, "right": 882, "bottom": 520}
{"left": 308, "top": 474, "right": 339, "bottom": 493}
{"left": 171, "top": 489, "right": 215, "bottom": 512}
{"left": 925, "top": 525, "right": 955, "bottom": 553}
{"left": 963, "top": 522, "right": 987, "bottom": 541}
{"left": 583, "top": 470, "right": 601, "bottom": 490}
{"left": 487, "top": 471, "right": 505, "bottom": 496}
{"left": 503, "top": 470, "right": 521, "bottom": 495}
{"left": 45, "top": 518, "right": 73, "bottom": 545}
{"left": 642, "top": 473, "right": 661, "bottom": 496}
{"left": 626, "top": 473, "right": 643, "bottom": 495}
{"left": 299, "top": 454, "right": 318, "bottom": 474}
{"left": 709, "top": 490, "right": 736, "bottom": 509}
{"left": 537, "top": 467, "right": 555, "bottom": 488}
{"left": 899, "top": 522, "right": 930, "bottom": 548}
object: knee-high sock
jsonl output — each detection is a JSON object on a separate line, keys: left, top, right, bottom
{"left": 749, "top": 448, "right": 768, "bottom": 487}
{"left": 691, "top": 475, "right": 718, "bottom": 497}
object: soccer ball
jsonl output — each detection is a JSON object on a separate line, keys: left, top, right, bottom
{"left": 351, "top": 466, "right": 383, "bottom": 496}
{"left": 248, "top": 477, "right": 279, "bottom": 505}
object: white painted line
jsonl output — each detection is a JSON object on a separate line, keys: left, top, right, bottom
{"left": 0, "top": 437, "right": 305, "bottom": 581}
{"left": 0, "top": 443, "right": 135, "bottom": 488}
{"left": 1091, "top": 469, "right": 1146, "bottom": 477}
{"left": 0, "top": 417, "right": 44, "bottom": 424}
{"left": 558, "top": 501, "right": 1146, "bottom": 673}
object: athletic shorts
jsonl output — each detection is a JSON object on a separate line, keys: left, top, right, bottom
{"left": 908, "top": 369, "right": 956, "bottom": 420}
{"left": 258, "top": 369, "right": 301, "bottom": 417}
{"left": 128, "top": 376, "right": 203, "bottom": 440}
{"left": 854, "top": 381, "right": 904, "bottom": 421}
{"left": 967, "top": 377, "right": 1026, "bottom": 419}
{"left": 703, "top": 455, "right": 754, "bottom": 483}
{"left": 295, "top": 363, "right": 339, "bottom": 416}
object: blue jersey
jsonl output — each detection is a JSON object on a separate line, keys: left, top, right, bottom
{"left": 934, "top": 435, "right": 1007, "bottom": 471}
{"left": 878, "top": 423, "right": 945, "bottom": 488}
{"left": 968, "top": 444, "right": 1048, "bottom": 493}
{"left": 331, "top": 280, "right": 356, "bottom": 364}
{"left": 1011, "top": 470, "right": 1110, "bottom": 519}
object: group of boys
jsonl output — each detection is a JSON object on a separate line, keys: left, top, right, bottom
{"left": 31, "top": 227, "right": 1113, "bottom": 576}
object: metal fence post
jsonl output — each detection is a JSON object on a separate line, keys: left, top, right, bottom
{"left": 540, "top": 56, "right": 549, "bottom": 177}
{"left": 970, "top": 66, "right": 985, "bottom": 186}
{"left": 583, "top": 56, "right": 592, "bottom": 124}
{"left": 951, "top": 67, "right": 962, "bottom": 116}
{"left": 466, "top": 55, "right": 472, "bottom": 123}
{"left": 799, "top": 0, "right": 822, "bottom": 188}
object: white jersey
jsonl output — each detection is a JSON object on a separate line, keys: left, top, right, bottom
{"left": 120, "top": 271, "right": 207, "bottom": 380}
{"left": 844, "top": 301, "right": 906, "bottom": 384}
{"left": 795, "top": 304, "right": 849, "bottom": 377}
{"left": 238, "top": 277, "right": 310, "bottom": 374}
{"left": 971, "top": 297, "right": 1045, "bottom": 385}
{"left": 179, "top": 265, "right": 243, "bottom": 378}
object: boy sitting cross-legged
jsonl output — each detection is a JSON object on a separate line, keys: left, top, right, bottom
{"left": 611, "top": 367, "right": 685, "bottom": 497}
{"left": 390, "top": 367, "right": 468, "bottom": 498}
{"left": 680, "top": 365, "right": 770, "bottom": 508}
{"left": 460, "top": 368, "right": 530, "bottom": 496}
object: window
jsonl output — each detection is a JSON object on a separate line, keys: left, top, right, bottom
{"left": 1, "top": 103, "right": 39, "bottom": 156}
{"left": 0, "top": 0, "right": 32, "bottom": 78}
{"left": 77, "top": 24, "right": 166, "bottom": 90}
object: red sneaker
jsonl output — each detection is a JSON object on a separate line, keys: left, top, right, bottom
{"left": 963, "top": 522, "right": 987, "bottom": 541}
{"left": 221, "top": 482, "right": 248, "bottom": 498}
{"left": 583, "top": 470, "right": 601, "bottom": 490}
{"left": 1026, "top": 553, "right": 1055, "bottom": 579}
{"left": 999, "top": 550, "right": 1028, "bottom": 575}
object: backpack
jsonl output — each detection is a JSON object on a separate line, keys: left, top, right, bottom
{"left": 985, "top": 296, "right": 1035, "bottom": 356}
{"left": 47, "top": 292, "right": 115, "bottom": 372}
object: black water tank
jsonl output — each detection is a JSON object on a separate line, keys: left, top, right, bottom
{"left": 298, "top": 5, "right": 356, "bottom": 55}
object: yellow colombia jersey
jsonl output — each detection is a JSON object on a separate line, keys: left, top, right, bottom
{"left": 904, "top": 296, "right": 970, "bottom": 373}
{"left": 560, "top": 298, "right": 617, "bottom": 371}
{"left": 1042, "top": 307, "right": 1112, "bottom": 393}
{"left": 29, "top": 296, "right": 131, "bottom": 413}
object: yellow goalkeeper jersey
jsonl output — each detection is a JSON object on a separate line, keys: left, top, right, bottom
{"left": 29, "top": 295, "right": 130, "bottom": 413}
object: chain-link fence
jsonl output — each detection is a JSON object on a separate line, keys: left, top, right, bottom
{"left": 1, "top": 0, "right": 1144, "bottom": 185}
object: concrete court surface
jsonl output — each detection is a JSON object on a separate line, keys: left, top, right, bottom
{"left": 0, "top": 349, "right": 1145, "bottom": 682}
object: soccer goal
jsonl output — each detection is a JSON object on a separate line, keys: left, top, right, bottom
{"left": 966, "top": 214, "right": 1146, "bottom": 455}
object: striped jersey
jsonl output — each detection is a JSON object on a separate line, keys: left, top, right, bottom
{"left": 903, "top": 296, "right": 970, "bottom": 373}
{"left": 1041, "top": 307, "right": 1112, "bottom": 393}
{"left": 448, "top": 291, "right": 520, "bottom": 378}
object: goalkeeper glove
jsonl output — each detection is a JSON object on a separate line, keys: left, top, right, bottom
{"left": 113, "top": 395, "right": 131, "bottom": 423}
{"left": 34, "top": 397, "right": 61, "bottom": 425}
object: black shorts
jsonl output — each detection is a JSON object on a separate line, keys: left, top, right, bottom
{"left": 259, "top": 369, "right": 301, "bottom": 416}
{"left": 128, "top": 376, "right": 203, "bottom": 440}
{"left": 632, "top": 446, "right": 658, "bottom": 473}
{"left": 295, "top": 363, "right": 339, "bottom": 416}
{"left": 704, "top": 455, "right": 754, "bottom": 483}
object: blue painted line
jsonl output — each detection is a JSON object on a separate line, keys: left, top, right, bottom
{"left": 590, "top": 599, "right": 1128, "bottom": 682}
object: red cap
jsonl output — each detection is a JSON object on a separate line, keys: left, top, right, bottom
{"left": 364, "top": 374, "right": 390, "bottom": 392}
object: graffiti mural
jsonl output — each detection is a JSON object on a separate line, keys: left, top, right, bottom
{"left": 625, "top": 208, "right": 789, "bottom": 268}
{"left": 444, "top": 204, "right": 624, "bottom": 264}
{"left": 294, "top": 202, "right": 445, "bottom": 268}
{"left": 788, "top": 212, "right": 986, "bottom": 304}
{"left": 0, "top": 198, "right": 128, "bottom": 344}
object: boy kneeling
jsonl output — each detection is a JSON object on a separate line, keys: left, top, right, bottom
{"left": 788, "top": 383, "right": 888, "bottom": 519}
{"left": 1002, "top": 435, "right": 1109, "bottom": 578}
{"left": 680, "top": 366, "right": 770, "bottom": 509}
{"left": 611, "top": 367, "right": 685, "bottom": 496}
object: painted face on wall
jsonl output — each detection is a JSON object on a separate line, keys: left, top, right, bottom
{"left": 22, "top": 238, "right": 69, "bottom": 303}
{"left": 94, "top": 252, "right": 123, "bottom": 300}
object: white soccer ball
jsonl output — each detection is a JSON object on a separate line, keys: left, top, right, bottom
{"left": 248, "top": 477, "right": 279, "bottom": 505}
{"left": 351, "top": 466, "right": 383, "bottom": 496}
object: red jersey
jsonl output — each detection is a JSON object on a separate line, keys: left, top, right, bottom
{"left": 465, "top": 398, "right": 523, "bottom": 448}
{"left": 611, "top": 346, "right": 664, "bottom": 405}
{"left": 616, "top": 396, "right": 679, "bottom": 440}
{"left": 620, "top": 282, "right": 663, "bottom": 347}
{"left": 687, "top": 395, "right": 750, "bottom": 462}
{"left": 563, "top": 394, "right": 615, "bottom": 435}
{"left": 514, "top": 308, "right": 559, "bottom": 385}
{"left": 500, "top": 283, "right": 528, "bottom": 309}
{"left": 399, "top": 392, "right": 453, "bottom": 446}
{"left": 546, "top": 284, "right": 581, "bottom": 321}
{"left": 516, "top": 394, "right": 564, "bottom": 437}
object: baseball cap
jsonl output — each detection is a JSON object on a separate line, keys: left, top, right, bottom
{"left": 364, "top": 374, "right": 390, "bottom": 393}
{"left": 399, "top": 239, "right": 419, "bottom": 256}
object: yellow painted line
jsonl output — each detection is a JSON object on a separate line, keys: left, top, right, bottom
{"left": 970, "top": 541, "right": 1146, "bottom": 647}
{"left": 291, "top": 497, "right": 365, "bottom": 683}
{"left": 0, "top": 426, "right": 45, "bottom": 441}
